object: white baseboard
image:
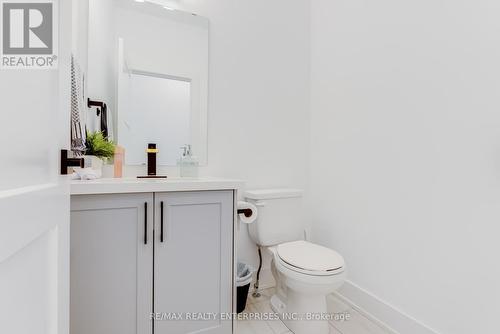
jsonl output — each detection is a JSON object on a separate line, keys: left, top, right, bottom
{"left": 253, "top": 272, "right": 440, "bottom": 334}
{"left": 333, "top": 280, "right": 441, "bottom": 334}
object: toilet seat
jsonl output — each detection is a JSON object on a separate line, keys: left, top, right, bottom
{"left": 277, "top": 240, "right": 344, "bottom": 276}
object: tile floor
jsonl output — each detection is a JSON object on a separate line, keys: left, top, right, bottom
{"left": 235, "top": 288, "right": 391, "bottom": 334}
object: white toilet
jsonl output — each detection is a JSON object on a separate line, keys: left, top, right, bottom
{"left": 245, "top": 189, "right": 346, "bottom": 334}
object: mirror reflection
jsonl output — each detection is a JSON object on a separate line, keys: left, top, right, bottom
{"left": 119, "top": 71, "right": 191, "bottom": 165}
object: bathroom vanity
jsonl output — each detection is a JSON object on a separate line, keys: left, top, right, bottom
{"left": 70, "top": 178, "right": 243, "bottom": 334}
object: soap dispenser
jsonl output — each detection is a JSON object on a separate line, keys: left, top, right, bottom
{"left": 178, "top": 144, "right": 199, "bottom": 178}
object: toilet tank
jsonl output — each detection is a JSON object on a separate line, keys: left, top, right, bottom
{"left": 245, "top": 189, "right": 304, "bottom": 247}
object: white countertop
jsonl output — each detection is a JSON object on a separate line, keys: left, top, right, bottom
{"left": 70, "top": 177, "right": 245, "bottom": 195}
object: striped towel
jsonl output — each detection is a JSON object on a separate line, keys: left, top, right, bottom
{"left": 70, "top": 54, "right": 86, "bottom": 155}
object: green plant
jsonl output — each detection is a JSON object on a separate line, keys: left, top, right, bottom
{"left": 85, "top": 131, "right": 115, "bottom": 160}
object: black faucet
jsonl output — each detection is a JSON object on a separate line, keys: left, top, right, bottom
{"left": 137, "top": 143, "right": 167, "bottom": 179}
{"left": 147, "top": 143, "right": 158, "bottom": 176}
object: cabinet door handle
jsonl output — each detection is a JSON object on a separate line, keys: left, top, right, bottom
{"left": 160, "top": 201, "right": 164, "bottom": 243}
{"left": 144, "top": 202, "right": 148, "bottom": 245}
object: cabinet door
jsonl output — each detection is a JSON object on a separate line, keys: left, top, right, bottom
{"left": 154, "top": 191, "right": 234, "bottom": 334}
{"left": 71, "top": 193, "right": 154, "bottom": 334}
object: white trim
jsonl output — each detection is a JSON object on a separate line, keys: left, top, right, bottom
{"left": 0, "top": 183, "right": 57, "bottom": 199}
{"left": 332, "top": 280, "right": 442, "bottom": 334}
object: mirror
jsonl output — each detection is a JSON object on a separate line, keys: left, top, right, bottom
{"left": 119, "top": 71, "right": 191, "bottom": 165}
{"left": 86, "top": 0, "right": 209, "bottom": 166}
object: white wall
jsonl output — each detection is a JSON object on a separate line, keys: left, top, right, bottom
{"left": 310, "top": 1, "right": 500, "bottom": 334}
{"left": 72, "top": 0, "right": 88, "bottom": 75}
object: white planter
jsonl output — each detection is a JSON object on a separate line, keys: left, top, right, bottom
{"left": 83, "top": 155, "right": 103, "bottom": 178}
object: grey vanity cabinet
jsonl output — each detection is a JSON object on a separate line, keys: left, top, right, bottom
{"left": 70, "top": 191, "right": 234, "bottom": 334}
{"left": 70, "top": 193, "right": 154, "bottom": 334}
{"left": 154, "top": 191, "right": 233, "bottom": 334}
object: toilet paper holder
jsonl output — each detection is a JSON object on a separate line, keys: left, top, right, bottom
{"left": 237, "top": 208, "right": 253, "bottom": 218}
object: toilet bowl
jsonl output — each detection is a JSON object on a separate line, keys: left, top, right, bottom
{"left": 268, "top": 240, "right": 345, "bottom": 334}
{"left": 244, "top": 189, "right": 346, "bottom": 334}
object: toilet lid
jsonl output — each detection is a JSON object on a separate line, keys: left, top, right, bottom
{"left": 277, "top": 240, "right": 344, "bottom": 273}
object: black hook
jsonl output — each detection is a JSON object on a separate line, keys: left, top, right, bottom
{"left": 87, "top": 98, "right": 104, "bottom": 115}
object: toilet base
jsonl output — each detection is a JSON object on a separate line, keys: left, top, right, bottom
{"left": 270, "top": 291, "right": 330, "bottom": 334}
